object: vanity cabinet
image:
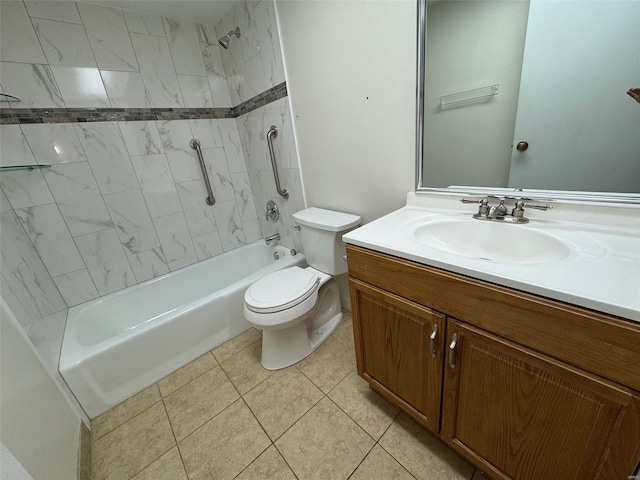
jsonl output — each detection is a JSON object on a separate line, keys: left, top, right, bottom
{"left": 347, "top": 244, "right": 640, "bottom": 480}
{"left": 349, "top": 279, "right": 445, "bottom": 433}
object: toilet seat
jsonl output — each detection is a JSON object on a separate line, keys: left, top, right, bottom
{"left": 245, "top": 266, "right": 320, "bottom": 314}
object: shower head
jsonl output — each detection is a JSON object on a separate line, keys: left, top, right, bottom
{"left": 218, "top": 27, "right": 241, "bottom": 49}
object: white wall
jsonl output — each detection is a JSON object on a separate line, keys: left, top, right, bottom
{"left": 0, "top": 301, "right": 80, "bottom": 480}
{"left": 275, "top": 0, "right": 416, "bottom": 225}
{"left": 422, "top": 0, "right": 529, "bottom": 189}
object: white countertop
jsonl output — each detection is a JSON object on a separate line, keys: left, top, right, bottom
{"left": 343, "top": 192, "right": 640, "bottom": 323}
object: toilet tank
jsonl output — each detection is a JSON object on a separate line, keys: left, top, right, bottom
{"left": 292, "top": 208, "right": 361, "bottom": 275}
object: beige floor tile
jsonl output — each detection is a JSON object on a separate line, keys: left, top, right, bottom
{"left": 244, "top": 367, "right": 324, "bottom": 440}
{"left": 91, "top": 384, "right": 161, "bottom": 441}
{"left": 296, "top": 334, "right": 356, "bottom": 393}
{"left": 379, "top": 413, "right": 475, "bottom": 480}
{"left": 328, "top": 370, "right": 399, "bottom": 440}
{"left": 212, "top": 328, "right": 261, "bottom": 363}
{"left": 235, "top": 445, "right": 296, "bottom": 480}
{"left": 79, "top": 422, "right": 91, "bottom": 480}
{"left": 157, "top": 352, "right": 217, "bottom": 397}
{"left": 178, "top": 399, "right": 271, "bottom": 480}
{"left": 351, "top": 444, "right": 416, "bottom": 480}
{"left": 333, "top": 313, "right": 355, "bottom": 347}
{"left": 220, "top": 341, "right": 274, "bottom": 395}
{"left": 275, "top": 397, "right": 374, "bottom": 480}
{"left": 92, "top": 402, "right": 175, "bottom": 480}
{"left": 130, "top": 447, "right": 187, "bottom": 480}
{"left": 164, "top": 365, "right": 240, "bottom": 441}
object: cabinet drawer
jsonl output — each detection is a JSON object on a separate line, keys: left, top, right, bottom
{"left": 346, "top": 245, "right": 640, "bottom": 391}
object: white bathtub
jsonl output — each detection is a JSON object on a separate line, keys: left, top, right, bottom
{"left": 60, "top": 241, "right": 305, "bottom": 418}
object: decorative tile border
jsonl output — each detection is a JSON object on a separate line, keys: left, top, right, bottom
{"left": 0, "top": 82, "right": 287, "bottom": 125}
{"left": 232, "top": 82, "right": 288, "bottom": 116}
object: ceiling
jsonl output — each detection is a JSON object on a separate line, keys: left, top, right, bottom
{"left": 83, "top": 0, "right": 236, "bottom": 25}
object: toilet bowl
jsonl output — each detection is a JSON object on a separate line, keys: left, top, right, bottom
{"left": 243, "top": 207, "right": 361, "bottom": 370}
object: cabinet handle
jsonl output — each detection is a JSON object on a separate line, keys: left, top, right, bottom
{"left": 429, "top": 324, "right": 438, "bottom": 358}
{"left": 449, "top": 334, "right": 458, "bottom": 369}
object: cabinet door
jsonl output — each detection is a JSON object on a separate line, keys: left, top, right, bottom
{"left": 350, "top": 278, "right": 445, "bottom": 433}
{"left": 442, "top": 319, "right": 640, "bottom": 480}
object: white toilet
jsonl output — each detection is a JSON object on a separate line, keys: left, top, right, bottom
{"left": 243, "top": 207, "right": 361, "bottom": 370}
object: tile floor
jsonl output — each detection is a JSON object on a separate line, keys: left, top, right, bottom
{"left": 90, "top": 312, "right": 489, "bottom": 480}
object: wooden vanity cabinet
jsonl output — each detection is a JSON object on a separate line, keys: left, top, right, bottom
{"left": 347, "top": 245, "right": 640, "bottom": 480}
{"left": 443, "top": 319, "right": 640, "bottom": 480}
{"left": 349, "top": 279, "right": 445, "bottom": 433}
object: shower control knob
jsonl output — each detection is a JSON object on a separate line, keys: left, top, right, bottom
{"left": 516, "top": 141, "right": 529, "bottom": 152}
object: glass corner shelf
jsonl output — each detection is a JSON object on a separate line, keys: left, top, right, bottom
{"left": 0, "top": 164, "right": 51, "bottom": 172}
{"left": 0, "top": 93, "right": 21, "bottom": 103}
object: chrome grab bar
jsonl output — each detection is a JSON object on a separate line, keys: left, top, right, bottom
{"left": 266, "top": 125, "right": 289, "bottom": 199}
{"left": 189, "top": 139, "right": 215, "bottom": 206}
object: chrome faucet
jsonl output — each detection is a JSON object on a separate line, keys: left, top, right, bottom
{"left": 461, "top": 197, "right": 552, "bottom": 224}
{"left": 265, "top": 233, "right": 280, "bottom": 245}
{"left": 487, "top": 199, "right": 508, "bottom": 219}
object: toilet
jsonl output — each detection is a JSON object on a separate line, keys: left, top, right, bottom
{"left": 243, "top": 207, "right": 361, "bottom": 370}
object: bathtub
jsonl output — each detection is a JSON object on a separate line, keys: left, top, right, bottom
{"left": 60, "top": 241, "right": 305, "bottom": 418}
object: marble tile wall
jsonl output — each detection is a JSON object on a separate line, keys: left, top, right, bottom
{"left": 0, "top": 118, "right": 263, "bottom": 366}
{"left": 212, "top": 0, "right": 286, "bottom": 105}
{"left": 238, "top": 97, "right": 306, "bottom": 252}
{"left": 0, "top": 0, "right": 285, "bottom": 110}
{"left": 0, "top": 1, "right": 304, "bottom": 379}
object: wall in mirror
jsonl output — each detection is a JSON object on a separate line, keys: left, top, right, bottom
{"left": 421, "top": 0, "right": 640, "bottom": 195}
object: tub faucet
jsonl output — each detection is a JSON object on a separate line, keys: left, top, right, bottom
{"left": 265, "top": 233, "right": 280, "bottom": 245}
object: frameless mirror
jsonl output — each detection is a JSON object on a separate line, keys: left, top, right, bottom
{"left": 416, "top": 0, "right": 640, "bottom": 202}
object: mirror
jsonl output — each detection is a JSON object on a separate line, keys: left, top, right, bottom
{"left": 417, "top": 0, "right": 640, "bottom": 202}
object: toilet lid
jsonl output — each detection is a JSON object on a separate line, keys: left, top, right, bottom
{"left": 245, "top": 267, "right": 320, "bottom": 313}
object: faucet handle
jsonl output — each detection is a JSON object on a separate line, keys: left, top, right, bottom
{"left": 513, "top": 200, "right": 553, "bottom": 211}
{"left": 522, "top": 202, "right": 553, "bottom": 211}
{"left": 462, "top": 197, "right": 490, "bottom": 217}
{"left": 461, "top": 197, "right": 488, "bottom": 204}
{"left": 511, "top": 200, "right": 552, "bottom": 223}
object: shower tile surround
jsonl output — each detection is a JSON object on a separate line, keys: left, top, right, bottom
{"left": 0, "top": 0, "right": 304, "bottom": 384}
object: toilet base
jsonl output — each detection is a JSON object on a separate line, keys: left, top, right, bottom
{"left": 259, "top": 280, "right": 343, "bottom": 370}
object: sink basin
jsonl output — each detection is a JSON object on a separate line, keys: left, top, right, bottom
{"left": 408, "top": 218, "right": 572, "bottom": 264}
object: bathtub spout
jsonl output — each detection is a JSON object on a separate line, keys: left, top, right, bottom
{"left": 265, "top": 233, "right": 280, "bottom": 245}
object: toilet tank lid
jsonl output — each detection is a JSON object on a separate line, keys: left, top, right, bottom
{"left": 293, "top": 207, "right": 361, "bottom": 232}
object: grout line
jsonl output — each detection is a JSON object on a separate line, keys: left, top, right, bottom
{"left": 271, "top": 441, "right": 301, "bottom": 480}
{"left": 174, "top": 395, "right": 242, "bottom": 446}
{"left": 375, "top": 440, "right": 419, "bottom": 480}
{"left": 345, "top": 441, "right": 377, "bottom": 480}
{"left": 230, "top": 442, "right": 274, "bottom": 480}
{"left": 75, "top": 9, "right": 113, "bottom": 109}
{"left": 262, "top": 388, "right": 325, "bottom": 445}
{"left": 215, "top": 337, "right": 261, "bottom": 366}
{"left": 127, "top": 443, "right": 176, "bottom": 480}
{"left": 159, "top": 394, "right": 190, "bottom": 479}
{"left": 325, "top": 395, "right": 377, "bottom": 444}
{"left": 158, "top": 352, "right": 219, "bottom": 399}
{"left": 90, "top": 385, "right": 164, "bottom": 442}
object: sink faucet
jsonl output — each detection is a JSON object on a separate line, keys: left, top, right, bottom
{"left": 461, "top": 197, "right": 552, "bottom": 224}
{"left": 487, "top": 199, "right": 508, "bottom": 219}
{"left": 265, "top": 233, "right": 280, "bottom": 245}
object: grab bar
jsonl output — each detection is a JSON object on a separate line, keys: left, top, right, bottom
{"left": 189, "top": 139, "right": 215, "bottom": 206}
{"left": 266, "top": 125, "right": 289, "bottom": 199}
